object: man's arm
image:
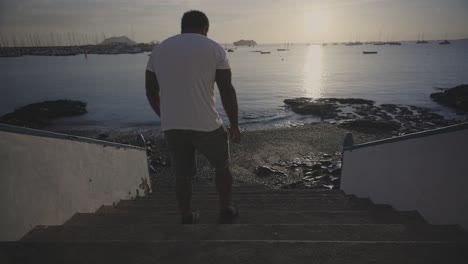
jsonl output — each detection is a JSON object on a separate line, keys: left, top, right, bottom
{"left": 216, "top": 69, "right": 241, "bottom": 143}
{"left": 145, "top": 70, "right": 161, "bottom": 117}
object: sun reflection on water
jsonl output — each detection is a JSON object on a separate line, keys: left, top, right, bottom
{"left": 301, "top": 45, "right": 323, "bottom": 98}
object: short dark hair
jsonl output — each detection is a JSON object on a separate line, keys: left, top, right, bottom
{"left": 181, "top": 10, "right": 209, "bottom": 31}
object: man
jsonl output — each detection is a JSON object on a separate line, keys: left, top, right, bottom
{"left": 145, "top": 10, "right": 241, "bottom": 224}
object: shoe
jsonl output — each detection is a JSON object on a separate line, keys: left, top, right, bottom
{"left": 181, "top": 210, "right": 200, "bottom": 224}
{"left": 218, "top": 205, "right": 239, "bottom": 223}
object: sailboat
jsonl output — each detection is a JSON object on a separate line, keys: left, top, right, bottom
{"left": 439, "top": 33, "right": 451, "bottom": 45}
{"left": 416, "top": 33, "right": 428, "bottom": 44}
{"left": 277, "top": 43, "right": 289, "bottom": 51}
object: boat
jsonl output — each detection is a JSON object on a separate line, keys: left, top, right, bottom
{"left": 260, "top": 51, "right": 271, "bottom": 54}
{"left": 277, "top": 43, "right": 289, "bottom": 51}
{"left": 439, "top": 33, "right": 451, "bottom": 45}
{"left": 363, "top": 51, "right": 378, "bottom": 54}
{"left": 416, "top": 33, "right": 429, "bottom": 44}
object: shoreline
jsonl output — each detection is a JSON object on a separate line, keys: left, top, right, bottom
{"left": 59, "top": 122, "right": 395, "bottom": 190}
{"left": 26, "top": 115, "right": 468, "bottom": 190}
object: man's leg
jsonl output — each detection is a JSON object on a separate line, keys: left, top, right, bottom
{"left": 165, "top": 130, "right": 197, "bottom": 221}
{"left": 175, "top": 166, "right": 194, "bottom": 219}
{"left": 193, "top": 126, "right": 237, "bottom": 213}
{"left": 215, "top": 166, "right": 233, "bottom": 210}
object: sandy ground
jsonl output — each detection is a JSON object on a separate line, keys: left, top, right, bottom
{"left": 64, "top": 123, "right": 392, "bottom": 189}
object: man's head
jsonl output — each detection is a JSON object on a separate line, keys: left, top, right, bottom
{"left": 181, "top": 10, "right": 209, "bottom": 36}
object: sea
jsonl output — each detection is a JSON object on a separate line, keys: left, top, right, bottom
{"left": 1, "top": 41, "right": 467, "bottom": 132}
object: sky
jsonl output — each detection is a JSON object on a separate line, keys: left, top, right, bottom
{"left": 1, "top": 0, "right": 467, "bottom": 44}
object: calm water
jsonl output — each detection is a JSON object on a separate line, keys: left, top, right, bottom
{"left": 1, "top": 41, "right": 467, "bottom": 131}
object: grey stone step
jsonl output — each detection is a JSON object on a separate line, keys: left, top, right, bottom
{"left": 119, "top": 196, "right": 357, "bottom": 206}
{"left": 100, "top": 199, "right": 386, "bottom": 212}
{"left": 143, "top": 193, "right": 349, "bottom": 201}
{"left": 151, "top": 189, "right": 344, "bottom": 195}
{"left": 2, "top": 241, "right": 467, "bottom": 264}
{"left": 22, "top": 224, "right": 466, "bottom": 242}
{"left": 64, "top": 211, "right": 426, "bottom": 225}
{"left": 97, "top": 204, "right": 391, "bottom": 214}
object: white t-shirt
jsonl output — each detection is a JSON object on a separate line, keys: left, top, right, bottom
{"left": 146, "top": 33, "right": 230, "bottom": 132}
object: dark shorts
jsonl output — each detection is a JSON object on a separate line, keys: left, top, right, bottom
{"left": 164, "top": 126, "right": 229, "bottom": 178}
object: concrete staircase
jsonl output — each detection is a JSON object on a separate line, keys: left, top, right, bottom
{"left": 1, "top": 185, "right": 467, "bottom": 263}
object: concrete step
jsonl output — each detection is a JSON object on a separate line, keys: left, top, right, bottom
{"left": 119, "top": 196, "right": 358, "bottom": 206}
{"left": 22, "top": 224, "right": 466, "bottom": 242}
{"left": 2, "top": 241, "right": 467, "bottom": 264}
{"left": 155, "top": 184, "right": 269, "bottom": 190}
{"left": 97, "top": 204, "right": 391, "bottom": 214}
{"left": 145, "top": 193, "right": 348, "bottom": 200}
{"left": 64, "top": 211, "right": 426, "bottom": 225}
{"left": 151, "top": 189, "right": 344, "bottom": 195}
{"left": 100, "top": 199, "right": 386, "bottom": 213}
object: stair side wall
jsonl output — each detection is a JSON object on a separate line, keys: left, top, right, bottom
{"left": 341, "top": 126, "right": 468, "bottom": 230}
{"left": 0, "top": 129, "right": 151, "bottom": 241}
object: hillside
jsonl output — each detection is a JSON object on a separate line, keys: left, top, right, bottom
{"left": 101, "top": 36, "right": 136, "bottom": 46}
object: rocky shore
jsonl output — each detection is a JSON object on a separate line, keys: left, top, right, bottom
{"left": 430, "top": 84, "right": 468, "bottom": 114}
{"left": 284, "top": 97, "right": 463, "bottom": 135}
{"left": 66, "top": 123, "right": 391, "bottom": 190}
{"left": 4, "top": 88, "right": 466, "bottom": 190}
{"left": 0, "top": 100, "right": 87, "bottom": 129}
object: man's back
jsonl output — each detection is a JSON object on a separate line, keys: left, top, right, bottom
{"left": 147, "top": 33, "right": 230, "bottom": 132}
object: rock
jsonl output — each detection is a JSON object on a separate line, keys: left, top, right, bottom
{"left": 320, "top": 160, "right": 333, "bottom": 166}
{"left": 311, "top": 164, "right": 322, "bottom": 170}
{"left": 292, "top": 102, "right": 338, "bottom": 118}
{"left": 283, "top": 97, "right": 312, "bottom": 106}
{"left": 97, "top": 133, "right": 109, "bottom": 140}
{"left": 304, "top": 170, "right": 322, "bottom": 177}
{"left": 255, "top": 166, "right": 287, "bottom": 177}
{"left": 322, "top": 154, "right": 332, "bottom": 158}
{"left": 338, "top": 119, "right": 401, "bottom": 132}
{"left": 430, "top": 84, "right": 468, "bottom": 112}
{"left": 0, "top": 100, "right": 87, "bottom": 129}
{"left": 318, "top": 98, "right": 375, "bottom": 105}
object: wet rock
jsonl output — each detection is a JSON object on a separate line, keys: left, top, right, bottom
{"left": 311, "top": 164, "right": 322, "bottom": 170}
{"left": 255, "top": 166, "right": 287, "bottom": 177}
{"left": 0, "top": 100, "right": 87, "bottom": 129}
{"left": 431, "top": 84, "right": 468, "bottom": 112}
{"left": 320, "top": 160, "right": 333, "bottom": 166}
{"left": 290, "top": 102, "right": 338, "bottom": 119}
{"left": 284, "top": 97, "right": 312, "bottom": 106}
{"left": 318, "top": 98, "right": 375, "bottom": 105}
{"left": 338, "top": 119, "right": 401, "bottom": 132}
{"left": 381, "top": 104, "right": 398, "bottom": 114}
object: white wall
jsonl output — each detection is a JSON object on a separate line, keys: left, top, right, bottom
{"left": 341, "top": 126, "right": 468, "bottom": 230}
{"left": 0, "top": 129, "right": 151, "bottom": 241}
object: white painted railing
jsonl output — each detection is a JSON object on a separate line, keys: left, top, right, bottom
{"left": 0, "top": 124, "right": 152, "bottom": 241}
{"left": 341, "top": 122, "right": 468, "bottom": 230}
